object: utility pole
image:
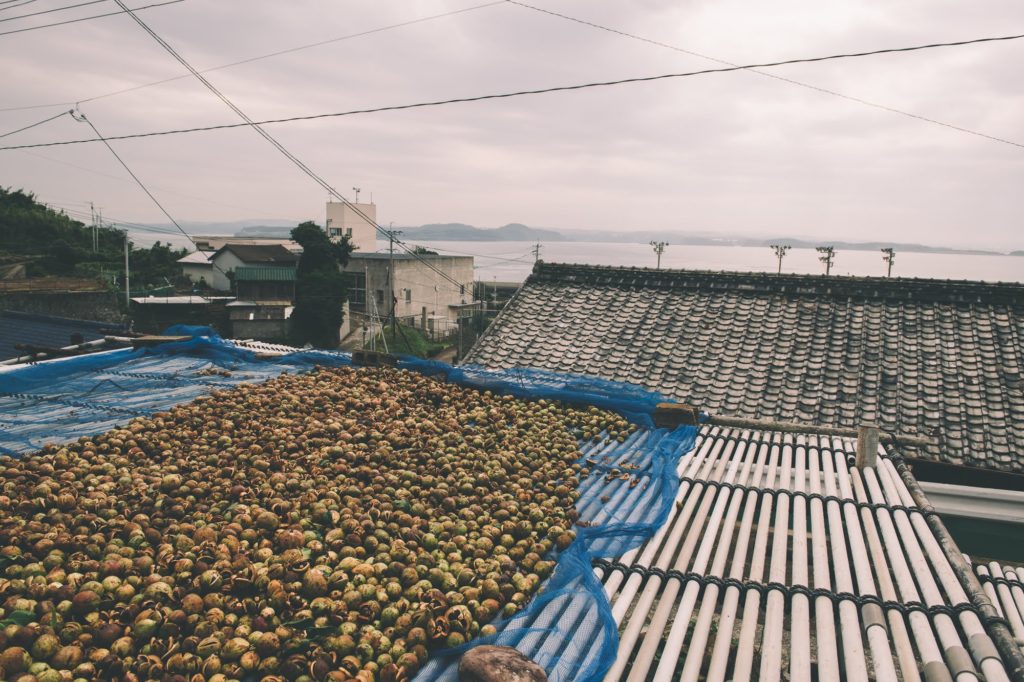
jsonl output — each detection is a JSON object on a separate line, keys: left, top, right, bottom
{"left": 90, "top": 202, "right": 97, "bottom": 252}
{"left": 770, "top": 244, "right": 790, "bottom": 273}
{"left": 387, "top": 223, "right": 402, "bottom": 336}
{"left": 123, "top": 233, "right": 131, "bottom": 308}
{"left": 816, "top": 246, "right": 835, "bottom": 275}
{"left": 881, "top": 248, "right": 895, "bottom": 277}
{"left": 532, "top": 241, "right": 542, "bottom": 264}
{"left": 650, "top": 241, "right": 668, "bottom": 269}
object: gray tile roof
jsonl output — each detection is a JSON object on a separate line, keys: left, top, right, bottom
{"left": 214, "top": 243, "right": 299, "bottom": 264}
{"left": 465, "top": 263, "right": 1024, "bottom": 472}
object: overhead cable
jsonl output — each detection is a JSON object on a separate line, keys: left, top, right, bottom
{"left": 70, "top": 108, "right": 213, "bottom": 262}
{"left": 0, "top": 0, "right": 506, "bottom": 112}
{"left": 0, "top": 109, "right": 72, "bottom": 138}
{"left": 508, "top": 0, "right": 1023, "bottom": 150}
{"left": 108, "top": 0, "right": 469, "bottom": 293}
{"left": 0, "top": 0, "right": 182, "bottom": 37}
{"left": 0, "top": 0, "right": 108, "bottom": 23}
{"left": 4, "top": 30, "right": 1023, "bottom": 152}
{"left": 0, "top": 0, "right": 40, "bottom": 11}
{"left": 0, "top": 0, "right": 41, "bottom": 11}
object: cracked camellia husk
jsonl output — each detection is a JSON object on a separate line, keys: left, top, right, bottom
{"left": 0, "top": 365, "right": 634, "bottom": 682}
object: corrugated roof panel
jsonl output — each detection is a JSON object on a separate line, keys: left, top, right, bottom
{"left": 234, "top": 265, "right": 297, "bottom": 281}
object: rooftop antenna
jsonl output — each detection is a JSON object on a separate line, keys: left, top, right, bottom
{"left": 352, "top": 187, "right": 361, "bottom": 203}
{"left": 650, "top": 241, "right": 668, "bottom": 269}
{"left": 770, "top": 244, "right": 790, "bottom": 273}
{"left": 881, "top": 248, "right": 895, "bottom": 277}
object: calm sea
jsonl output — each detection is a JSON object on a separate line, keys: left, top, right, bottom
{"left": 128, "top": 228, "right": 1022, "bottom": 284}
{"left": 408, "top": 240, "right": 1024, "bottom": 284}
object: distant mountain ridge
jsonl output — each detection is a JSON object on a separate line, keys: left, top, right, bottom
{"left": 402, "top": 223, "right": 565, "bottom": 241}
{"left": 150, "top": 220, "right": 1015, "bottom": 255}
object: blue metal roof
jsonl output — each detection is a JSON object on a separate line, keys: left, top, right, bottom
{"left": 0, "top": 311, "right": 119, "bottom": 361}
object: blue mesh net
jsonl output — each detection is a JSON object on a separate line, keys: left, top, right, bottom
{"left": 0, "top": 328, "right": 697, "bottom": 682}
{"left": 413, "top": 426, "right": 696, "bottom": 682}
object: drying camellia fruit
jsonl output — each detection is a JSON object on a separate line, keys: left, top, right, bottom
{"left": 0, "top": 365, "right": 635, "bottom": 682}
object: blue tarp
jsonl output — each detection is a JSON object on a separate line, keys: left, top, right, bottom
{"left": 0, "top": 327, "right": 697, "bottom": 682}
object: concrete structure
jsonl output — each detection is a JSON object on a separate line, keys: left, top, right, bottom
{"left": 128, "top": 295, "right": 232, "bottom": 333}
{"left": 345, "top": 253, "right": 476, "bottom": 334}
{"left": 228, "top": 266, "right": 298, "bottom": 342}
{"left": 326, "top": 202, "right": 376, "bottom": 252}
{"left": 1, "top": 278, "right": 121, "bottom": 323}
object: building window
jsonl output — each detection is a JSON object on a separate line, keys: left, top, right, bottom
{"left": 345, "top": 227, "right": 353, "bottom": 237}
{"left": 405, "top": 288, "right": 411, "bottom": 303}
{"left": 375, "top": 289, "right": 385, "bottom": 305}
{"left": 460, "top": 284, "right": 465, "bottom": 295}
{"left": 348, "top": 271, "right": 366, "bottom": 305}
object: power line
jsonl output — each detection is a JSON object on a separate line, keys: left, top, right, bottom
{"left": 49, "top": 203, "right": 185, "bottom": 236}
{"left": 0, "top": 0, "right": 506, "bottom": 112}
{"left": 69, "top": 108, "right": 209, "bottom": 259}
{"left": 509, "top": 0, "right": 1023, "bottom": 150}
{"left": 0, "top": 109, "right": 71, "bottom": 138}
{"left": 0, "top": 0, "right": 40, "bottom": 11}
{"left": 0, "top": 0, "right": 182, "bottom": 37}
{"left": 107, "top": 0, "right": 470, "bottom": 294}
{"left": 0, "top": 0, "right": 41, "bottom": 11}
{"left": 409, "top": 243, "right": 534, "bottom": 263}
{"left": 5, "top": 30, "right": 1022, "bottom": 152}
{"left": 0, "top": 0, "right": 107, "bottom": 23}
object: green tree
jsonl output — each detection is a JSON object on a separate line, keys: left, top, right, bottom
{"left": 290, "top": 221, "right": 353, "bottom": 348}
{"left": 0, "top": 187, "right": 186, "bottom": 288}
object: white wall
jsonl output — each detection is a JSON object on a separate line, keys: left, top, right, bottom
{"left": 394, "top": 257, "right": 474, "bottom": 323}
{"left": 326, "top": 202, "right": 377, "bottom": 252}
{"left": 347, "top": 255, "right": 474, "bottom": 324}
{"left": 208, "top": 251, "right": 245, "bottom": 291}
{"left": 181, "top": 263, "right": 214, "bottom": 288}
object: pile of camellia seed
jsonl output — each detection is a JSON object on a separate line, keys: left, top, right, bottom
{"left": 0, "top": 365, "right": 635, "bottom": 682}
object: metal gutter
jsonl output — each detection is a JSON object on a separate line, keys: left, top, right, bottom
{"left": 891, "top": 455, "right": 1024, "bottom": 682}
{"left": 919, "top": 481, "right": 1024, "bottom": 525}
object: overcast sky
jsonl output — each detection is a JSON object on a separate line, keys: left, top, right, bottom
{"left": 2, "top": 0, "right": 1022, "bottom": 249}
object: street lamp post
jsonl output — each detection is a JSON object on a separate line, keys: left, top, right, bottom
{"left": 770, "top": 244, "right": 790, "bottom": 273}
{"left": 816, "top": 246, "right": 835, "bottom": 275}
{"left": 650, "top": 241, "right": 668, "bottom": 269}
{"left": 881, "top": 248, "right": 895, "bottom": 277}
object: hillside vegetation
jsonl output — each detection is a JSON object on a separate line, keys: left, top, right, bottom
{"left": 0, "top": 187, "right": 186, "bottom": 287}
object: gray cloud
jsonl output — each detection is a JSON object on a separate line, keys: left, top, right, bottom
{"left": 2, "top": 0, "right": 1022, "bottom": 249}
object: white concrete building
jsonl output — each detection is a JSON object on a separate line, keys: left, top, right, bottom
{"left": 326, "top": 202, "right": 377, "bottom": 252}
{"left": 345, "top": 253, "right": 477, "bottom": 332}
